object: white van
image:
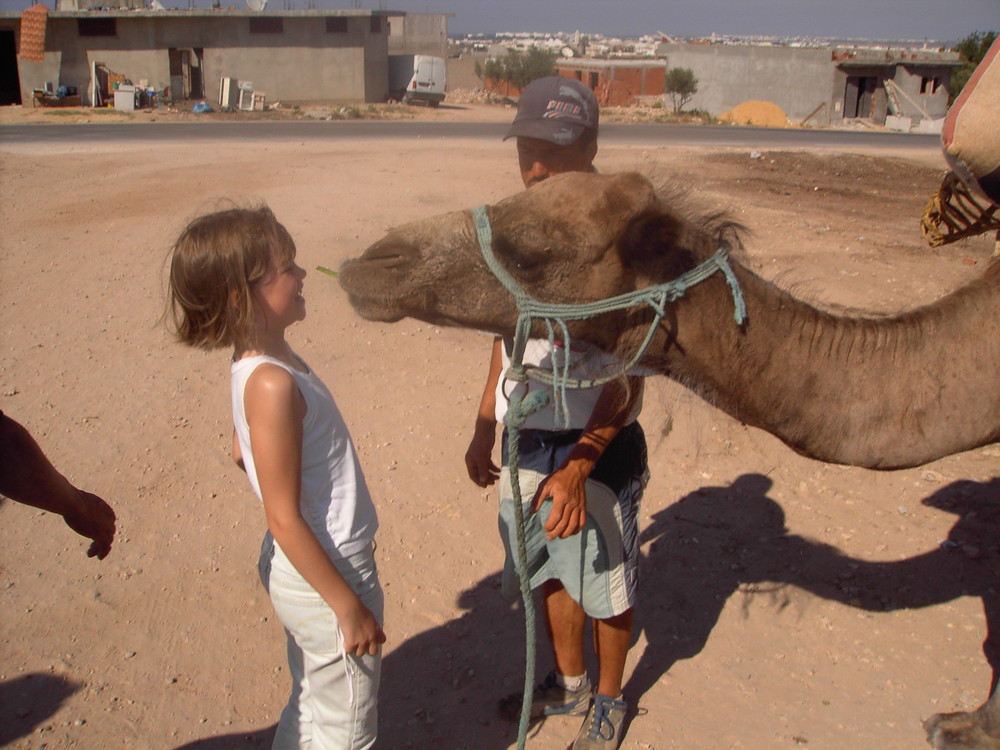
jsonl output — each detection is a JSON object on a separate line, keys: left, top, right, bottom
{"left": 388, "top": 54, "right": 446, "bottom": 107}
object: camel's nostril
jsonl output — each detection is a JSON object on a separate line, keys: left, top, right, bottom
{"left": 358, "top": 243, "right": 417, "bottom": 269}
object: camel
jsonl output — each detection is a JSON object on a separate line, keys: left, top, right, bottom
{"left": 338, "top": 170, "right": 1000, "bottom": 749}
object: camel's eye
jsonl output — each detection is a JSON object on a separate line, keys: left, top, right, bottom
{"left": 494, "top": 237, "right": 545, "bottom": 282}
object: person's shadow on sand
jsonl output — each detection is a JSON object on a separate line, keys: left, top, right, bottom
{"left": 0, "top": 673, "right": 81, "bottom": 745}
{"left": 173, "top": 726, "right": 277, "bottom": 749}
{"left": 175, "top": 473, "right": 998, "bottom": 749}
{"left": 625, "top": 473, "right": 999, "bottom": 735}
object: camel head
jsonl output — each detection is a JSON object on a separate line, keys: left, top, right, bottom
{"left": 340, "top": 171, "right": 736, "bottom": 356}
{"left": 341, "top": 169, "right": 1000, "bottom": 469}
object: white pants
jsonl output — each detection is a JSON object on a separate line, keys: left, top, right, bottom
{"left": 258, "top": 532, "right": 383, "bottom": 750}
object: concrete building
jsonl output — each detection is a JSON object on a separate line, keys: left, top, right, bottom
{"left": 0, "top": 6, "right": 428, "bottom": 107}
{"left": 655, "top": 41, "right": 961, "bottom": 128}
{"left": 555, "top": 59, "right": 667, "bottom": 106}
{"left": 387, "top": 11, "right": 451, "bottom": 58}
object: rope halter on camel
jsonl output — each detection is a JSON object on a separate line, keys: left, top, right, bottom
{"left": 473, "top": 203, "right": 747, "bottom": 429}
{"left": 471, "top": 202, "right": 747, "bottom": 750}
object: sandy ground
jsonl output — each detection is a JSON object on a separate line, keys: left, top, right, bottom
{"left": 1, "top": 102, "right": 998, "bottom": 750}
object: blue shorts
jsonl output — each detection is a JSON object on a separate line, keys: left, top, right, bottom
{"left": 498, "top": 422, "right": 648, "bottom": 620}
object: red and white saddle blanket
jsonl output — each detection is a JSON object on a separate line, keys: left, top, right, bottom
{"left": 921, "top": 37, "right": 1000, "bottom": 248}
{"left": 943, "top": 36, "right": 1000, "bottom": 205}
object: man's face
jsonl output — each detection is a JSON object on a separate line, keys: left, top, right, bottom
{"left": 516, "top": 135, "right": 597, "bottom": 188}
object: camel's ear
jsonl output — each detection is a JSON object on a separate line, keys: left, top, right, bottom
{"left": 618, "top": 199, "right": 694, "bottom": 279}
{"left": 602, "top": 172, "right": 659, "bottom": 219}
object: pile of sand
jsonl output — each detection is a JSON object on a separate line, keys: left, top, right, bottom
{"left": 719, "top": 99, "right": 789, "bottom": 127}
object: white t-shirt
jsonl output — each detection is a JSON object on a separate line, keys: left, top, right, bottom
{"left": 494, "top": 338, "right": 643, "bottom": 431}
{"left": 231, "top": 353, "right": 377, "bottom": 559}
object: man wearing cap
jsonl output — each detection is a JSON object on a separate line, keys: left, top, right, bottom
{"left": 464, "top": 76, "right": 648, "bottom": 750}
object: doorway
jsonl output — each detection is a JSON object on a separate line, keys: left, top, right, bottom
{"left": 843, "top": 75, "right": 877, "bottom": 118}
{"left": 0, "top": 30, "right": 21, "bottom": 105}
{"left": 168, "top": 47, "right": 204, "bottom": 100}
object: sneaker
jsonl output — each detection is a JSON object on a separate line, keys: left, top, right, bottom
{"left": 571, "top": 693, "right": 628, "bottom": 750}
{"left": 497, "top": 670, "right": 593, "bottom": 721}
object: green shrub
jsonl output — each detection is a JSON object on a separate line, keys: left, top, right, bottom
{"left": 476, "top": 47, "right": 557, "bottom": 90}
{"left": 665, "top": 67, "right": 698, "bottom": 113}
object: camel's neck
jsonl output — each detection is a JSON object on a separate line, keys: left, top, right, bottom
{"left": 646, "top": 260, "right": 1000, "bottom": 469}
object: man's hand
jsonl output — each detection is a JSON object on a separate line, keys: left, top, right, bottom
{"left": 62, "top": 489, "right": 117, "bottom": 560}
{"left": 531, "top": 465, "right": 588, "bottom": 539}
{"left": 0, "top": 412, "right": 117, "bottom": 559}
{"left": 464, "top": 420, "right": 500, "bottom": 488}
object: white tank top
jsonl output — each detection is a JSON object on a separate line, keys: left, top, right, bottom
{"left": 231, "top": 353, "right": 377, "bottom": 559}
{"left": 494, "top": 338, "right": 643, "bottom": 430}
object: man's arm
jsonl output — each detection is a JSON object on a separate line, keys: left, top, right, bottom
{"left": 0, "top": 412, "right": 116, "bottom": 559}
{"left": 531, "top": 376, "right": 642, "bottom": 539}
{"left": 464, "top": 336, "right": 504, "bottom": 488}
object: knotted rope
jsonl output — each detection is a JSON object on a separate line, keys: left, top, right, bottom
{"left": 472, "top": 203, "right": 746, "bottom": 749}
{"left": 921, "top": 171, "right": 1000, "bottom": 248}
{"left": 474, "top": 204, "right": 747, "bottom": 429}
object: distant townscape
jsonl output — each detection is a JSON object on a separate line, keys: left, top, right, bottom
{"left": 445, "top": 28, "right": 961, "bottom": 132}
{"left": 451, "top": 30, "right": 960, "bottom": 57}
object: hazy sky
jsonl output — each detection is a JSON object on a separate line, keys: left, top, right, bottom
{"left": 408, "top": 0, "right": 999, "bottom": 41}
{"left": 1, "top": 0, "right": 996, "bottom": 43}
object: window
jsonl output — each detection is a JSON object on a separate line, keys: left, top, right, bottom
{"left": 249, "top": 17, "right": 283, "bottom": 34}
{"left": 920, "top": 76, "right": 941, "bottom": 94}
{"left": 370, "top": 16, "right": 381, "bottom": 34}
{"left": 78, "top": 18, "right": 116, "bottom": 37}
{"left": 326, "top": 17, "right": 347, "bottom": 33}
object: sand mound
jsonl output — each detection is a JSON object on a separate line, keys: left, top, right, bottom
{"left": 719, "top": 100, "right": 789, "bottom": 127}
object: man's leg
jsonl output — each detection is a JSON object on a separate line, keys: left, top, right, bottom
{"left": 541, "top": 578, "right": 587, "bottom": 677}
{"left": 593, "top": 608, "right": 633, "bottom": 698}
{"left": 570, "top": 609, "right": 632, "bottom": 749}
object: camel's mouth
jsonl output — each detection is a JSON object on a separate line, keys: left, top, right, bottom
{"left": 339, "top": 258, "right": 443, "bottom": 324}
{"left": 343, "top": 292, "right": 407, "bottom": 323}
{"left": 341, "top": 283, "right": 433, "bottom": 323}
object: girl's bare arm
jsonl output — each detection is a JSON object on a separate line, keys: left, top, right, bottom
{"left": 245, "top": 364, "right": 385, "bottom": 656}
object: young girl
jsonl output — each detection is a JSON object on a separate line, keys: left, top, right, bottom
{"left": 168, "top": 206, "right": 384, "bottom": 750}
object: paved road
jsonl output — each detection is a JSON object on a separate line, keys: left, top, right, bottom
{"left": 0, "top": 120, "right": 942, "bottom": 151}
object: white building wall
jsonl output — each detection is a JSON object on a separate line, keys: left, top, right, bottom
{"left": 659, "top": 43, "right": 836, "bottom": 125}
{"left": 34, "top": 11, "right": 389, "bottom": 105}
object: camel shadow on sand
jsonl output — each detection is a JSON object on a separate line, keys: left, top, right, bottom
{"left": 625, "top": 473, "right": 999, "bottom": 738}
{"left": 174, "top": 473, "right": 998, "bottom": 749}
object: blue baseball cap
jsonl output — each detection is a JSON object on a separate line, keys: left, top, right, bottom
{"left": 504, "top": 76, "right": 599, "bottom": 146}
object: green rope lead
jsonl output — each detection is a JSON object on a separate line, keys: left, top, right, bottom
{"left": 471, "top": 203, "right": 747, "bottom": 749}
{"left": 503, "top": 387, "right": 551, "bottom": 749}
{"left": 474, "top": 205, "right": 747, "bottom": 426}
{"left": 505, "top": 413, "right": 534, "bottom": 747}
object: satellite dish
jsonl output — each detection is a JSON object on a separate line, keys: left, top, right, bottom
{"left": 247, "top": 0, "right": 267, "bottom": 10}
{"left": 561, "top": 46, "right": 575, "bottom": 58}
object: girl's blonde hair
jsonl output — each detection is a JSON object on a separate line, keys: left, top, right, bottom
{"left": 168, "top": 205, "right": 295, "bottom": 351}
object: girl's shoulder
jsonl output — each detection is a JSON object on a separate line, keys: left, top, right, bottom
{"left": 243, "top": 361, "right": 306, "bottom": 421}
{"left": 245, "top": 359, "right": 297, "bottom": 392}
{"left": 233, "top": 354, "right": 298, "bottom": 395}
